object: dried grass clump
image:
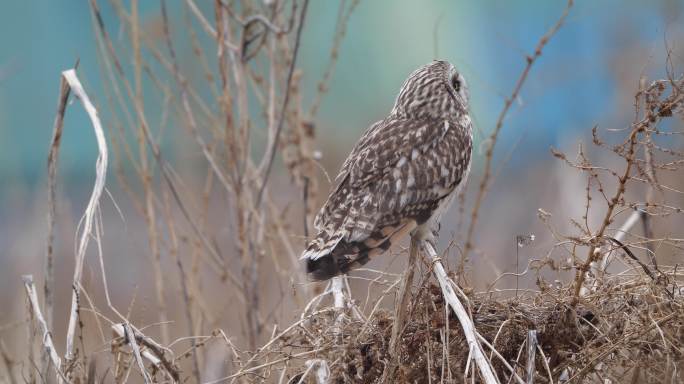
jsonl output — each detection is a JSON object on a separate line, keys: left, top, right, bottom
{"left": 239, "top": 268, "right": 682, "bottom": 383}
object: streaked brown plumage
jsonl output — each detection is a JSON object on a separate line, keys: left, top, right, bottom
{"left": 302, "top": 60, "right": 473, "bottom": 280}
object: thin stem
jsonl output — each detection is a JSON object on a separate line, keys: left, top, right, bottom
{"left": 381, "top": 236, "right": 419, "bottom": 382}
{"left": 255, "top": 0, "right": 310, "bottom": 208}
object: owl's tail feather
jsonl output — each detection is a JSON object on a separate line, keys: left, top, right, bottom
{"left": 300, "top": 230, "right": 346, "bottom": 281}
{"left": 302, "top": 220, "right": 417, "bottom": 280}
{"left": 305, "top": 255, "right": 342, "bottom": 281}
{"left": 305, "top": 248, "right": 373, "bottom": 281}
{"left": 301, "top": 229, "right": 389, "bottom": 281}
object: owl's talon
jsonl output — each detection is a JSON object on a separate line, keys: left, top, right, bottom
{"left": 432, "top": 224, "right": 440, "bottom": 240}
{"left": 423, "top": 230, "right": 438, "bottom": 251}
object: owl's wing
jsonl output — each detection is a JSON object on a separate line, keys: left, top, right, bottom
{"left": 304, "top": 116, "right": 460, "bottom": 279}
{"left": 339, "top": 116, "right": 449, "bottom": 188}
{"left": 313, "top": 116, "right": 447, "bottom": 231}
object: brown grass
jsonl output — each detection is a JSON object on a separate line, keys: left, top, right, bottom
{"left": 253, "top": 272, "right": 682, "bottom": 383}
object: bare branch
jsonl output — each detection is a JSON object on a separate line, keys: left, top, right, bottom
{"left": 45, "top": 70, "right": 71, "bottom": 355}
{"left": 255, "top": 0, "right": 310, "bottom": 208}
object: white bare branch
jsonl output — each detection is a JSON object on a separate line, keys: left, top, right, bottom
{"left": 421, "top": 241, "right": 499, "bottom": 384}
{"left": 61, "top": 68, "right": 109, "bottom": 364}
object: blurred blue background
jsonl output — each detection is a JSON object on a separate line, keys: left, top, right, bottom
{"left": 1, "top": 1, "right": 682, "bottom": 192}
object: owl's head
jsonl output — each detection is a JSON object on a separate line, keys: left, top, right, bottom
{"left": 391, "top": 60, "right": 469, "bottom": 120}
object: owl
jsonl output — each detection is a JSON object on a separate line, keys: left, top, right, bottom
{"left": 301, "top": 60, "right": 472, "bottom": 280}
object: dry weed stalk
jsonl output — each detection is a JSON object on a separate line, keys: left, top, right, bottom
{"left": 61, "top": 68, "right": 109, "bottom": 374}
{"left": 44, "top": 71, "right": 72, "bottom": 382}
{"left": 381, "top": 238, "right": 419, "bottom": 381}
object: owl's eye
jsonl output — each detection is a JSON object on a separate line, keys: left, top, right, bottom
{"left": 451, "top": 74, "right": 461, "bottom": 92}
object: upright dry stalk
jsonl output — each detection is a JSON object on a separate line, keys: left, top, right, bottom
{"left": 130, "top": 0, "right": 170, "bottom": 345}
{"left": 212, "top": 2, "right": 262, "bottom": 349}
{"left": 330, "top": 276, "right": 346, "bottom": 337}
{"left": 44, "top": 73, "right": 71, "bottom": 378}
{"left": 160, "top": 187, "right": 201, "bottom": 384}
{"left": 61, "top": 69, "right": 109, "bottom": 365}
{"left": 381, "top": 236, "right": 419, "bottom": 382}
{"left": 255, "top": 0, "right": 310, "bottom": 208}
{"left": 525, "top": 330, "right": 537, "bottom": 384}
{"left": 122, "top": 324, "right": 152, "bottom": 384}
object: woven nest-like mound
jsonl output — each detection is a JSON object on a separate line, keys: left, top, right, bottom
{"left": 274, "top": 271, "right": 682, "bottom": 383}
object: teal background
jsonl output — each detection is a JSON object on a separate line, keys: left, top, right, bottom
{"left": 0, "top": 1, "right": 682, "bottom": 191}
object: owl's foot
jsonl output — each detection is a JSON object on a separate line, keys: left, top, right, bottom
{"left": 432, "top": 222, "right": 441, "bottom": 241}
{"left": 411, "top": 222, "right": 439, "bottom": 250}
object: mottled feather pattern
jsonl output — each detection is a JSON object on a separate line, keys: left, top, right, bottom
{"left": 302, "top": 60, "right": 473, "bottom": 280}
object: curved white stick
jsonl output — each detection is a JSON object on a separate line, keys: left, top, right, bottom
{"left": 422, "top": 241, "right": 499, "bottom": 384}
